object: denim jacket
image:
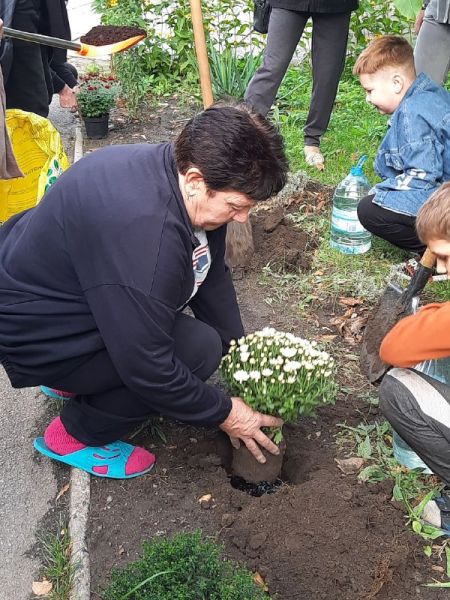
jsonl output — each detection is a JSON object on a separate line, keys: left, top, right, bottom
{"left": 373, "top": 73, "right": 450, "bottom": 217}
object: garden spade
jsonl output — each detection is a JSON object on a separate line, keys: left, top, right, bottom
{"left": 189, "top": 0, "right": 255, "bottom": 268}
{"left": 360, "top": 247, "right": 436, "bottom": 383}
{"left": 3, "top": 26, "right": 146, "bottom": 58}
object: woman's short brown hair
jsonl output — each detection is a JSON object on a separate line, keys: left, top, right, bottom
{"left": 353, "top": 35, "right": 415, "bottom": 76}
{"left": 174, "top": 104, "right": 288, "bottom": 203}
{"left": 416, "top": 182, "right": 450, "bottom": 244}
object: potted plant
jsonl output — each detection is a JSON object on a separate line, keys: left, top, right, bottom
{"left": 221, "top": 327, "right": 337, "bottom": 484}
{"left": 76, "top": 73, "right": 119, "bottom": 139}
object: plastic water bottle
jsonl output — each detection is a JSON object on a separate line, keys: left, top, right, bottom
{"left": 330, "top": 156, "right": 372, "bottom": 254}
{"left": 392, "top": 355, "right": 450, "bottom": 474}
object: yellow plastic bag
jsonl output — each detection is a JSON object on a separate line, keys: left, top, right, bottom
{"left": 0, "top": 109, "right": 70, "bottom": 223}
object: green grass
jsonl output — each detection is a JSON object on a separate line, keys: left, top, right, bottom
{"left": 40, "top": 523, "right": 74, "bottom": 600}
{"left": 424, "top": 280, "right": 450, "bottom": 303}
{"left": 335, "top": 419, "right": 442, "bottom": 506}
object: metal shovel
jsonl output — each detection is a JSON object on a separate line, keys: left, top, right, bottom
{"left": 360, "top": 247, "right": 436, "bottom": 383}
{"left": 3, "top": 26, "right": 145, "bottom": 58}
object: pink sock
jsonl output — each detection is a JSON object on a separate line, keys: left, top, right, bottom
{"left": 44, "top": 416, "right": 155, "bottom": 476}
{"left": 44, "top": 416, "right": 85, "bottom": 455}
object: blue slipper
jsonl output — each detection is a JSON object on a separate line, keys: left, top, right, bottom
{"left": 34, "top": 437, "right": 156, "bottom": 479}
{"left": 40, "top": 386, "right": 76, "bottom": 401}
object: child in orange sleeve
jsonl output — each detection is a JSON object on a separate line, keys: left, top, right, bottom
{"left": 379, "top": 181, "right": 450, "bottom": 534}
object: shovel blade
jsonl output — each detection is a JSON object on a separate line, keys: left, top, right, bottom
{"left": 360, "top": 282, "right": 406, "bottom": 383}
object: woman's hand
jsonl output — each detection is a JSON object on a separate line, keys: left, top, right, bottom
{"left": 59, "top": 84, "right": 77, "bottom": 109}
{"left": 219, "top": 397, "right": 283, "bottom": 463}
{"left": 415, "top": 9, "right": 425, "bottom": 34}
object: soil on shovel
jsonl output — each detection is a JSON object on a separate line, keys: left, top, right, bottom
{"left": 80, "top": 25, "right": 146, "bottom": 46}
{"left": 86, "top": 106, "right": 448, "bottom": 600}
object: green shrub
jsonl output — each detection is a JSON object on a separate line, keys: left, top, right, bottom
{"left": 102, "top": 531, "right": 268, "bottom": 600}
{"left": 209, "top": 45, "right": 262, "bottom": 100}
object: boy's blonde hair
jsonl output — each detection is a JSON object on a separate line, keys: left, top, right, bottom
{"left": 416, "top": 182, "right": 450, "bottom": 243}
{"left": 353, "top": 35, "right": 415, "bottom": 76}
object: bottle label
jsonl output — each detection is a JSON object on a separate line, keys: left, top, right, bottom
{"left": 331, "top": 206, "right": 367, "bottom": 234}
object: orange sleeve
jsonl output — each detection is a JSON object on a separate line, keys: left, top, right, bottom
{"left": 379, "top": 302, "right": 450, "bottom": 368}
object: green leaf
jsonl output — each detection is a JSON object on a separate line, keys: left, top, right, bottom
{"left": 392, "top": 483, "right": 403, "bottom": 502}
{"left": 412, "top": 520, "right": 422, "bottom": 534}
{"left": 358, "top": 465, "right": 384, "bottom": 482}
{"left": 423, "top": 545, "right": 432, "bottom": 557}
{"left": 393, "top": 0, "right": 422, "bottom": 19}
{"left": 357, "top": 435, "right": 372, "bottom": 459}
{"left": 446, "top": 546, "right": 450, "bottom": 578}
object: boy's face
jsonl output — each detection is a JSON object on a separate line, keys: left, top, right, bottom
{"left": 359, "top": 69, "right": 406, "bottom": 115}
{"left": 428, "top": 239, "right": 450, "bottom": 276}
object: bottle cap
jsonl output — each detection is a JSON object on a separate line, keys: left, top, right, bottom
{"left": 350, "top": 155, "right": 368, "bottom": 176}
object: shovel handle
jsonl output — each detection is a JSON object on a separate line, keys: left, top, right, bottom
{"left": 190, "top": 0, "right": 214, "bottom": 108}
{"left": 3, "top": 26, "right": 82, "bottom": 52}
{"left": 420, "top": 247, "right": 436, "bottom": 269}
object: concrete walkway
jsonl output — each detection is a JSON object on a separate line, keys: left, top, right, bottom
{"left": 0, "top": 379, "right": 57, "bottom": 600}
{"left": 0, "top": 10, "right": 90, "bottom": 588}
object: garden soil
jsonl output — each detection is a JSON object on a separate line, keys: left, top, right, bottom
{"left": 85, "top": 105, "right": 448, "bottom": 599}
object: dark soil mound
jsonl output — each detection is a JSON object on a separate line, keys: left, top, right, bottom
{"left": 249, "top": 207, "right": 318, "bottom": 272}
{"left": 81, "top": 25, "right": 146, "bottom": 46}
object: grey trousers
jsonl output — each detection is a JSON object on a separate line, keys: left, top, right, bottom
{"left": 414, "top": 12, "right": 450, "bottom": 85}
{"left": 244, "top": 8, "right": 351, "bottom": 147}
{"left": 379, "top": 368, "right": 450, "bottom": 485}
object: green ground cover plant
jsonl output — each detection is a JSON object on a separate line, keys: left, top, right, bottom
{"left": 102, "top": 530, "right": 267, "bottom": 600}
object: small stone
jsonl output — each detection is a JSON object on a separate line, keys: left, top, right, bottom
{"left": 249, "top": 532, "right": 267, "bottom": 550}
{"left": 106, "top": 495, "right": 112, "bottom": 504}
{"left": 221, "top": 513, "right": 236, "bottom": 528}
{"left": 232, "top": 532, "right": 248, "bottom": 549}
{"left": 341, "top": 489, "right": 353, "bottom": 501}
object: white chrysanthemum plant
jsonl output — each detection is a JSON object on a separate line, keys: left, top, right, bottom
{"left": 221, "top": 327, "right": 337, "bottom": 444}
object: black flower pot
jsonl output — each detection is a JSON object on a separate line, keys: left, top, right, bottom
{"left": 83, "top": 114, "right": 109, "bottom": 139}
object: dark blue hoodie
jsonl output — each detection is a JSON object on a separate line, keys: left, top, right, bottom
{"left": 0, "top": 143, "right": 243, "bottom": 425}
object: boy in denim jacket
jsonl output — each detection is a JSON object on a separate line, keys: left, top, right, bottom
{"left": 354, "top": 35, "right": 450, "bottom": 254}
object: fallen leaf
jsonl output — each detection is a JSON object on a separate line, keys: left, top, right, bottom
{"left": 254, "top": 572, "right": 269, "bottom": 592}
{"left": 339, "top": 297, "right": 363, "bottom": 306}
{"left": 319, "top": 334, "right": 337, "bottom": 342}
{"left": 335, "top": 457, "right": 365, "bottom": 475}
{"left": 431, "top": 565, "right": 445, "bottom": 573}
{"left": 56, "top": 483, "right": 70, "bottom": 501}
{"left": 32, "top": 580, "right": 53, "bottom": 596}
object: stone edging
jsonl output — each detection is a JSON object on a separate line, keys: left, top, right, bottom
{"left": 69, "top": 122, "right": 91, "bottom": 600}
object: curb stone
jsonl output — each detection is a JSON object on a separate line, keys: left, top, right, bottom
{"left": 69, "top": 123, "right": 91, "bottom": 600}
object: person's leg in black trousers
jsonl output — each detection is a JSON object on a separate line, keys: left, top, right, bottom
{"left": 304, "top": 12, "right": 352, "bottom": 148}
{"left": 46, "top": 312, "right": 223, "bottom": 446}
{"left": 357, "top": 194, "right": 426, "bottom": 253}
